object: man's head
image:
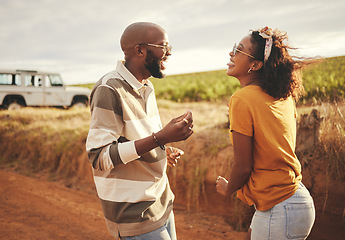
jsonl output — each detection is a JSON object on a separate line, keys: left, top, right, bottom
{"left": 120, "top": 22, "right": 171, "bottom": 79}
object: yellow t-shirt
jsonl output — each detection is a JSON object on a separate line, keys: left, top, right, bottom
{"left": 229, "top": 85, "right": 302, "bottom": 211}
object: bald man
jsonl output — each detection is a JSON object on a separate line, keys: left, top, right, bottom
{"left": 86, "top": 22, "right": 193, "bottom": 240}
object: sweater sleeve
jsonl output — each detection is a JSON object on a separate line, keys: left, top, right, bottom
{"left": 86, "top": 84, "right": 138, "bottom": 170}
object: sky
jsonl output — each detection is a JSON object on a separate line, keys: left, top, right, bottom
{"left": 1, "top": 0, "right": 345, "bottom": 85}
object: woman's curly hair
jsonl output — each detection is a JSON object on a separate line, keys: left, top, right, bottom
{"left": 250, "top": 29, "right": 308, "bottom": 100}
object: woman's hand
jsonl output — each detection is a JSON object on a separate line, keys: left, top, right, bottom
{"left": 216, "top": 176, "right": 229, "bottom": 196}
{"left": 166, "top": 146, "right": 184, "bottom": 167}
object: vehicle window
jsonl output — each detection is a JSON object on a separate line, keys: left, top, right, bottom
{"left": 0, "top": 73, "right": 21, "bottom": 86}
{"left": 48, "top": 74, "right": 63, "bottom": 87}
{"left": 24, "top": 75, "right": 43, "bottom": 87}
{"left": 45, "top": 75, "right": 52, "bottom": 87}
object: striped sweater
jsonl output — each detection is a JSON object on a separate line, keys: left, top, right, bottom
{"left": 86, "top": 61, "right": 174, "bottom": 239}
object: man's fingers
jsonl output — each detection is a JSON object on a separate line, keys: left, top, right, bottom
{"left": 175, "top": 110, "right": 193, "bottom": 123}
{"left": 175, "top": 111, "right": 189, "bottom": 122}
{"left": 184, "top": 110, "right": 193, "bottom": 123}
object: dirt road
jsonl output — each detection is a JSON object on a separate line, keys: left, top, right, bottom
{"left": 1, "top": 168, "right": 344, "bottom": 240}
{"left": 0, "top": 169, "right": 246, "bottom": 240}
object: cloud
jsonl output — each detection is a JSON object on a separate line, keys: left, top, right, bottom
{"left": 1, "top": 0, "right": 345, "bottom": 84}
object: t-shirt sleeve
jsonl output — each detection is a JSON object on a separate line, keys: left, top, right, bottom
{"left": 229, "top": 95, "right": 253, "bottom": 137}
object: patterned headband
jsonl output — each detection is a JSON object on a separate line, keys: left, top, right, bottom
{"left": 258, "top": 26, "right": 273, "bottom": 63}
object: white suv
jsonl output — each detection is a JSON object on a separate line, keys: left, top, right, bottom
{"left": 0, "top": 69, "right": 90, "bottom": 110}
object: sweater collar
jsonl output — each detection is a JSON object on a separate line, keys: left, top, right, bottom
{"left": 116, "top": 60, "right": 149, "bottom": 91}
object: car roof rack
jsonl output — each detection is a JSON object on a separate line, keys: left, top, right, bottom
{"left": 16, "top": 70, "right": 38, "bottom": 73}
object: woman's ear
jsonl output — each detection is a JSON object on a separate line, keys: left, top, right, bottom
{"left": 253, "top": 60, "right": 263, "bottom": 71}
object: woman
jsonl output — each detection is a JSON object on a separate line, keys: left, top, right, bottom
{"left": 216, "top": 27, "right": 315, "bottom": 240}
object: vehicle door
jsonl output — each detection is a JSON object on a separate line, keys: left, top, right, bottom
{"left": 23, "top": 74, "right": 45, "bottom": 106}
{"left": 43, "top": 74, "right": 67, "bottom": 106}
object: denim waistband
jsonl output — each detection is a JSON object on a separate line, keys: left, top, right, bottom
{"left": 279, "top": 182, "right": 313, "bottom": 205}
{"left": 254, "top": 182, "right": 313, "bottom": 210}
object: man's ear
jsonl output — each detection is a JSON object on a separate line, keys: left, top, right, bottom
{"left": 135, "top": 45, "right": 145, "bottom": 56}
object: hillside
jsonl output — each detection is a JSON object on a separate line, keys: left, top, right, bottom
{"left": 0, "top": 100, "right": 344, "bottom": 239}
{"left": 1, "top": 55, "right": 345, "bottom": 239}
{"left": 77, "top": 56, "right": 345, "bottom": 104}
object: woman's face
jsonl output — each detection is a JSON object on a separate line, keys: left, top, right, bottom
{"left": 226, "top": 35, "right": 255, "bottom": 78}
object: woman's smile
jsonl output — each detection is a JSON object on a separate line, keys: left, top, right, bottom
{"left": 227, "top": 60, "right": 235, "bottom": 68}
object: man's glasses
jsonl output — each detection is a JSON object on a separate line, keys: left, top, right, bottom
{"left": 233, "top": 43, "right": 255, "bottom": 59}
{"left": 139, "top": 43, "right": 172, "bottom": 54}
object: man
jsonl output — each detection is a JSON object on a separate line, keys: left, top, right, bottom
{"left": 86, "top": 22, "right": 193, "bottom": 240}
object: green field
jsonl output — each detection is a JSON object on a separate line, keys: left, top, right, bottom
{"left": 302, "top": 56, "right": 345, "bottom": 103}
{"left": 2, "top": 56, "right": 345, "bottom": 233}
{"left": 80, "top": 56, "right": 345, "bottom": 103}
{"left": 152, "top": 55, "right": 345, "bottom": 103}
{"left": 151, "top": 70, "right": 240, "bottom": 102}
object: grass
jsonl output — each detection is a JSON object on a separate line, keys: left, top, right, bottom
{"left": 2, "top": 55, "right": 345, "bottom": 230}
{"left": 302, "top": 56, "right": 345, "bottom": 103}
{"left": 77, "top": 56, "right": 345, "bottom": 104}
{"left": 151, "top": 70, "right": 240, "bottom": 102}
{"left": 1, "top": 100, "right": 344, "bottom": 231}
{"left": 318, "top": 101, "right": 345, "bottom": 181}
{"left": 0, "top": 107, "right": 91, "bottom": 185}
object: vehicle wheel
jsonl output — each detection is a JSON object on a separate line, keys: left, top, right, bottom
{"left": 6, "top": 99, "right": 24, "bottom": 110}
{"left": 71, "top": 101, "right": 88, "bottom": 108}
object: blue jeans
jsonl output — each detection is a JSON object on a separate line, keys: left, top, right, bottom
{"left": 120, "top": 211, "right": 177, "bottom": 240}
{"left": 250, "top": 183, "right": 315, "bottom": 240}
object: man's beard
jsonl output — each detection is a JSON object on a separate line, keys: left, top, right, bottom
{"left": 145, "top": 50, "right": 165, "bottom": 79}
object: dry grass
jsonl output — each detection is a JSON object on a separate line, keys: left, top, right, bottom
{"left": 157, "top": 99, "right": 229, "bottom": 131}
{"left": 0, "top": 107, "right": 92, "bottom": 186}
{"left": 296, "top": 101, "right": 345, "bottom": 218}
{"left": 1, "top": 100, "right": 344, "bottom": 231}
{"left": 318, "top": 101, "right": 345, "bottom": 181}
{"left": 167, "top": 127, "right": 230, "bottom": 208}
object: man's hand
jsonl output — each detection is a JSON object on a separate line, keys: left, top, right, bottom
{"left": 156, "top": 110, "right": 193, "bottom": 145}
{"left": 134, "top": 110, "right": 193, "bottom": 157}
{"left": 166, "top": 146, "right": 184, "bottom": 167}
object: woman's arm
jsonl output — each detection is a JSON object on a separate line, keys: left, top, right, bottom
{"left": 216, "top": 130, "right": 253, "bottom": 198}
